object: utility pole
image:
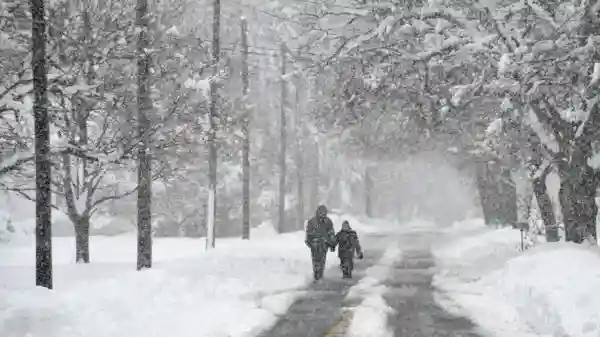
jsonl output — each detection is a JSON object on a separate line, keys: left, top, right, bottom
{"left": 294, "top": 80, "right": 304, "bottom": 230}
{"left": 278, "top": 44, "right": 287, "bottom": 233}
{"left": 309, "top": 75, "right": 320, "bottom": 214}
{"left": 241, "top": 17, "right": 250, "bottom": 240}
{"left": 365, "top": 165, "right": 373, "bottom": 217}
{"left": 207, "top": 0, "right": 221, "bottom": 249}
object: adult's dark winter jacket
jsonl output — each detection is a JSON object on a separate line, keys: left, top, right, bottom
{"left": 305, "top": 216, "right": 336, "bottom": 249}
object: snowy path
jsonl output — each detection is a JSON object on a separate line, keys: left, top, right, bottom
{"left": 11, "top": 217, "right": 590, "bottom": 337}
{"left": 258, "top": 233, "right": 389, "bottom": 337}
{"left": 383, "top": 230, "right": 483, "bottom": 337}
{"left": 259, "top": 229, "right": 485, "bottom": 337}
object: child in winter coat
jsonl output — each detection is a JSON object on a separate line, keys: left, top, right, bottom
{"left": 334, "top": 220, "right": 363, "bottom": 278}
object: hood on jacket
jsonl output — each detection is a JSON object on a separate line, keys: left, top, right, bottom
{"left": 341, "top": 220, "right": 351, "bottom": 231}
{"left": 316, "top": 205, "right": 328, "bottom": 218}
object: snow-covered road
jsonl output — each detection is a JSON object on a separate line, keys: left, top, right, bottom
{"left": 260, "top": 226, "right": 485, "bottom": 337}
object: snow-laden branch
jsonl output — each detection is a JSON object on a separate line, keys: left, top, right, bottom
{"left": 0, "top": 145, "right": 99, "bottom": 177}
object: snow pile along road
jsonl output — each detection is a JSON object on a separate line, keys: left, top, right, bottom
{"left": 0, "top": 220, "right": 337, "bottom": 337}
{"left": 433, "top": 220, "right": 600, "bottom": 337}
{"left": 346, "top": 243, "right": 402, "bottom": 337}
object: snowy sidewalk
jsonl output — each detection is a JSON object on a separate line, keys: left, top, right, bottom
{"left": 0, "top": 225, "right": 329, "bottom": 337}
{"left": 260, "top": 223, "right": 488, "bottom": 337}
{"left": 258, "top": 233, "right": 392, "bottom": 337}
{"left": 433, "top": 219, "right": 600, "bottom": 337}
{"left": 362, "top": 228, "right": 484, "bottom": 337}
{"left": 255, "top": 217, "right": 409, "bottom": 337}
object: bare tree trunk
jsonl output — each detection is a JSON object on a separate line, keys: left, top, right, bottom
{"left": 80, "top": 9, "right": 92, "bottom": 187}
{"left": 136, "top": 0, "right": 152, "bottom": 270}
{"left": 498, "top": 168, "right": 518, "bottom": 226}
{"left": 32, "top": 0, "right": 52, "bottom": 289}
{"left": 278, "top": 44, "right": 287, "bottom": 233}
{"left": 364, "top": 165, "right": 373, "bottom": 217}
{"left": 294, "top": 82, "right": 304, "bottom": 230}
{"left": 307, "top": 76, "right": 320, "bottom": 215}
{"left": 476, "top": 163, "right": 493, "bottom": 225}
{"left": 308, "top": 140, "right": 320, "bottom": 215}
{"left": 62, "top": 152, "right": 90, "bottom": 264}
{"left": 532, "top": 166, "right": 558, "bottom": 242}
{"left": 206, "top": 0, "right": 220, "bottom": 248}
{"left": 80, "top": 8, "right": 93, "bottom": 177}
{"left": 327, "top": 174, "right": 340, "bottom": 210}
{"left": 75, "top": 215, "right": 90, "bottom": 263}
{"left": 476, "top": 160, "right": 517, "bottom": 226}
{"left": 68, "top": 8, "right": 93, "bottom": 264}
{"left": 559, "top": 164, "right": 598, "bottom": 243}
{"left": 241, "top": 17, "right": 250, "bottom": 240}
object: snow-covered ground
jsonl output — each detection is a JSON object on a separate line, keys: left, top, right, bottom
{"left": 10, "top": 212, "right": 600, "bottom": 337}
{"left": 0, "top": 217, "right": 365, "bottom": 337}
{"left": 434, "top": 219, "right": 600, "bottom": 337}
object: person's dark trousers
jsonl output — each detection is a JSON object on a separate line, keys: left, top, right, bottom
{"left": 311, "top": 243, "right": 327, "bottom": 280}
{"left": 339, "top": 255, "right": 354, "bottom": 278}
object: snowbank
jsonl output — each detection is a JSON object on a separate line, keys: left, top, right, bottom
{"left": 346, "top": 243, "right": 402, "bottom": 337}
{"left": 433, "top": 221, "right": 600, "bottom": 337}
{"left": 0, "top": 210, "right": 31, "bottom": 245}
{"left": 0, "top": 225, "right": 332, "bottom": 337}
{"left": 0, "top": 192, "right": 75, "bottom": 242}
{"left": 434, "top": 226, "right": 524, "bottom": 281}
{"left": 252, "top": 220, "right": 279, "bottom": 238}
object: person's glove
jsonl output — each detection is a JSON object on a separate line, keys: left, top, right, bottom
{"left": 357, "top": 252, "right": 364, "bottom": 260}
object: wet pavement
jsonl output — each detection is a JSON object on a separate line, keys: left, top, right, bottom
{"left": 384, "top": 248, "right": 483, "bottom": 337}
{"left": 258, "top": 234, "right": 389, "bottom": 337}
{"left": 258, "top": 230, "right": 485, "bottom": 337}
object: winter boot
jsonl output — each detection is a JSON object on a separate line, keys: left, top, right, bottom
{"left": 341, "top": 266, "right": 349, "bottom": 278}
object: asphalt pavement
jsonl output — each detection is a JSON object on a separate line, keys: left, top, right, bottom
{"left": 258, "top": 230, "right": 485, "bottom": 337}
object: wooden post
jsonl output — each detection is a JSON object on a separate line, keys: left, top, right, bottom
{"left": 241, "top": 17, "right": 250, "bottom": 240}
{"left": 295, "top": 80, "right": 305, "bottom": 230}
{"left": 207, "top": 0, "right": 221, "bottom": 249}
{"left": 278, "top": 44, "right": 287, "bottom": 233}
